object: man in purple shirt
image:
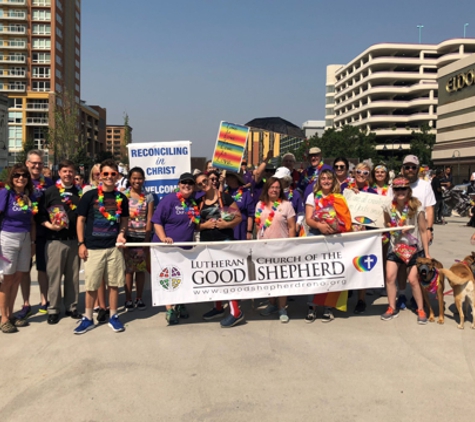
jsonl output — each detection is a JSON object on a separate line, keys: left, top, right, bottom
{"left": 297, "top": 147, "right": 333, "bottom": 201}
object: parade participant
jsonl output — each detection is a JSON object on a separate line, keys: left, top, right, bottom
{"left": 333, "top": 157, "right": 351, "bottom": 186}
{"left": 39, "top": 160, "right": 82, "bottom": 324}
{"left": 196, "top": 172, "right": 244, "bottom": 327}
{"left": 297, "top": 147, "right": 332, "bottom": 199}
{"left": 257, "top": 177, "right": 296, "bottom": 323}
{"left": 123, "top": 167, "right": 154, "bottom": 312}
{"left": 224, "top": 171, "right": 254, "bottom": 240}
{"left": 282, "top": 152, "right": 301, "bottom": 187}
{"left": 75, "top": 159, "right": 129, "bottom": 334}
{"left": 372, "top": 164, "right": 393, "bottom": 197}
{"left": 152, "top": 172, "right": 200, "bottom": 325}
{"left": 304, "top": 170, "right": 352, "bottom": 322}
{"left": 16, "top": 150, "right": 53, "bottom": 321}
{"left": 239, "top": 161, "right": 253, "bottom": 188}
{"left": 252, "top": 149, "right": 274, "bottom": 201}
{"left": 83, "top": 164, "right": 100, "bottom": 193}
{"left": 204, "top": 160, "right": 215, "bottom": 173}
{"left": 341, "top": 161, "right": 377, "bottom": 314}
{"left": 431, "top": 169, "right": 444, "bottom": 225}
{"left": 0, "top": 164, "right": 37, "bottom": 333}
{"left": 440, "top": 166, "right": 453, "bottom": 190}
{"left": 380, "top": 177, "right": 430, "bottom": 324}
{"left": 274, "top": 167, "right": 304, "bottom": 235}
{"left": 75, "top": 174, "right": 86, "bottom": 189}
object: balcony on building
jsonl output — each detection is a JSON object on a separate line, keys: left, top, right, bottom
{"left": 1, "top": 11, "right": 26, "bottom": 20}
{"left": 0, "top": 82, "right": 24, "bottom": 92}
{"left": 0, "top": 0, "right": 26, "bottom": 5}
{"left": 1, "top": 25, "right": 26, "bottom": 34}
{"left": 26, "top": 100, "right": 48, "bottom": 111}
{"left": 0, "top": 54, "right": 25, "bottom": 63}
{"left": 0, "top": 68, "right": 25, "bottom": 78}
{"left": 0, "top": 39, "right": 26, "bottom": 49}
{"left": 26, "top": 116, "right": 48, "bottom": 125}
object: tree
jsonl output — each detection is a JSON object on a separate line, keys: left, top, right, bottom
{"left": 96, "top": 150, "right": 114, "bottom": 163}
{"left": 408, "top": 124, "right": 436, "bottom": 167}
{"left": 16, "top": 134, "right": 36, "bottom": 164}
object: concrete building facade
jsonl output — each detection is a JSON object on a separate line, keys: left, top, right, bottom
{"left": 106, "top": 124, "right": 132, "bottom": 162}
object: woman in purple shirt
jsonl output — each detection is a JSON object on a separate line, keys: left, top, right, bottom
{"left": 0, "top": 164, "right": 37, "bottom": 333}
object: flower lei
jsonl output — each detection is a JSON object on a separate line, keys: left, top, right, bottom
{"left": 125, "top": 188, "right": 146, "bottom": 220}
{"left": 226, "top": 187, "right": 243, "bottom": 202}
{"left": 176, "top": 192, "right": 200, "bottom": 224}
{"left": 287, "top": 187, "right": 294, "bottom": 201}
{"left": 97, "top": 183, "right": 123, "bottom": 224}
{"left": 34, "top": 175, "right": 46, "bottom": 193}
{"left": 255, "top": 199, "right": 281, "bottom": 231}
{"left": 5, "top": 185, "right": 38, "bottom": 215}
{"left": 56, "top": 180, "right": 82, "bottom": 210}
{"left": 314, "top": 190, "right": 335, "bottom": 209}
{"left": 347, "top": 181, "right": 371, "bottom": 192}
{"left": 303, "top": 162, "right": 324, "bottom": 184}
{"left": 389, "top": 200, "right": 409, "bottom": 228}
{"left": 373, "top": 184, "right": 389, "bottom": 196}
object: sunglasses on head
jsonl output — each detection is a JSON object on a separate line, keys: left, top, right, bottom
{"left": 356, "top": 170, "right": 370, "bottom": 176}
{"left": 12, "top": 172, "right": 28, "bottom": 179}
{"left": 180, "top": 180, "right": 194, "bottom": 186}
{"left": 393, "top": 187, "right": 408, "bottom": 192}
{"left": 334, "top": 165, "right": 346, "bottom": 170}
{"left": 403, "top": 165, "right": 418, "bottom": 171}
{"left": 102, "top": 171, "right": 117, "bottom": 177}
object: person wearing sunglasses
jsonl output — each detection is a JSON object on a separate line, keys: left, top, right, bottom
{"left": 15, "top": 150, "right": 54, "bottom": 322}
{"left": 75, "top": 174, "right": 85, "bottom": 189}
{"left": 297, "top": 147, "right": 332, "bottom": 201}
{"left": 151, "top": 172, "right": 200, "bottom": 325}
{"left": 83, "top": 164, "right": 101, "bottom": 194}
{"left": 380, "top": 177, "right": 431, "bottom": 324}
{"left": 75, "top": 159, "right": 129, "bottom": 335}
{"left": 333, "top": 157, "right": 352, "bottom": 187}
{"left": 0, "top": 164, "right": 37, "bottom": 333}
{"left": 397, "top": 155, "right": 436, "bottom": 311}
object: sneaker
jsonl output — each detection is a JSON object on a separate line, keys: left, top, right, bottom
{"left": 73, "top": 317, "right": 94, "bottom": 335}
{"left": 279, "top": 308, "right": 289, "bottom": 323}
{"left": 353, "top": 300, "right": 366, "bottom": 314}
{"left": 1, "top": 320, "right": 18, "bottom": 334}
{"left": 381, "top": 306, "right": 399, "bottom": 321}
{"left": 124, "top": 300, "right": 134, "bottom": 312}
{"left": 166, "top": 309, "right": 179, "bottom": 325}
{"left": 65, "top": 310, "right": 82, "bottom": 319}
{"left": 176, "top": 304, "right": 189, "bottom": 319}
{"left": 10, "top": 316, "right": 29, "bottom": 327}
{"left": 96, "top": 308, "right": 109, "bottom": 324}
{"left": 93, "top": 307, "right": 100, "bottom": 313}
{"left": 135, "top": 298, "right": 147, "bottom": 311}
{"left": 16, "top": 305, "right": 32, "bottom": 320}
{"left": 396, "top": 294, "right": 407, "bottom": 310}
{"left": 417, "top": 309, "right": 428, "bottom": 325}
{"left": 108, "top": 314, "right": 125, "bottom": 333}
{"left": 220, "top": 312, "right": 244, "bottom": 328}
{"left": 304, "top": 307, "right": 317, "bottom": 323}
{"left": 202, "top": 307, "right": 225, "bottom": 321}
{"left": 39, "top": 302, "right": 49, "bottom": 314}
{"left": 260, "top": 304, "right": 279, "bottom": 316}
{"left": 322, "top": 307, "right": 334, "bottom": 323}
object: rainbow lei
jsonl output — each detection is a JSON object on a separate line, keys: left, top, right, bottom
{"left": 287, "top": 187, "right": 294, "bottom": 201}
{"left": 347, "top": 181, "right": 371, "bottom": 192}
{"left": 314, "top": 190, "right": 335, "bottom": 209}
{"left": 34, "top": 175, "right": 46, "bottom": 193}
{"left": 255, "top": 199, "right": 281, "bottom": 231}
{"left": 125, "top": 188, "right": 146, "bottom": 220}
{"left": 303, "top": 161, "right": 324, "bottom": 184}
{"left": 388, "top": 200, "right": 409, "bottom": 241}
{"left": 56, "top": 180, "right": 82, "bottom": 210}
{"left": 176, "top": 192, "right": 200, "bottom": 224}
{"left": 97, "top": 183, "right": 123, "bottom": 224}
{"left": 5, "top": 185, "right": 38, "bottom": 215}
{"left": 226, "top": 187, "right": 243, "bottom": 202}
{"left": 373, "top": 184, "right": 389, "bottom": 196}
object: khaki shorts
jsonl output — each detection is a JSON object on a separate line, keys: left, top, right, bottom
{"left": 83, "top": 247, "right": 125, "bottom": 291}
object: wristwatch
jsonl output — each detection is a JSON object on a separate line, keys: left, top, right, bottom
{"left": 78, "top": 241, "right": 85, "bottom": 247}
{"left": 427, "top": 227, "right": 433, "bottom": 232}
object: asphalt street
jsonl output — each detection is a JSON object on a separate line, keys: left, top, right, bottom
{"left": 1, "top": 216, "right": 475, "bottom": 422}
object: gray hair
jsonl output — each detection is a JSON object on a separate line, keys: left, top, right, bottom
{"left": 26, "top": 149, "right": 44, "bottom": 162}
{"left": 282, "top": 152, "right": 296, "bottom": 162}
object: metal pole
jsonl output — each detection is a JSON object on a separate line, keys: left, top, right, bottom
{"left": 417, "top": 25, "right": 424, "bottom": 43}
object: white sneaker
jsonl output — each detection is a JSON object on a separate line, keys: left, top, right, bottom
{"left": 279, "top": 308, "right": 289, "bottom": 323}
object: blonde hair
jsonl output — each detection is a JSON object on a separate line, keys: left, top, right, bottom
{"left": 88, "top": 164, "right": 100, "bottom": 186}
{"left": 355, "top": 161, "right": 371, "bottom": 172}
{"left": 313, "top": 169, "right": 340, "bottom": 194}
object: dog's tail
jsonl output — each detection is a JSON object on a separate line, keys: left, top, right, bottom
{"left": 439, "top": 268, "right": 472, "bottom": 286}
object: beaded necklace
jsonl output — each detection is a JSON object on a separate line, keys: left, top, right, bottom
{"left": 287, "top": 187, "right": 294, "bottom": 201}
{"left": 389, "top": 200, "right": 409, "bottom": 228}
{"left": 304, "top": 161, "right": 324, "bottom": 184}
{"left": 125, "top": 188, "right": 146, "bottom": 220}
{"left": 34, "top": 175, "right": 46, "bottom": 193}
{"left": 176, "top": 192, "right": 200, "bottom": 224}
{"left": 5, "top": 185, "right": 38, "bottom": 215}
{"left": 373, "top": 184, "right": 389, "bottom": 196}
{"left": 55, "top": 180, "right": 82, "bottom": 210}
{"left": 97, "top": 183, "right": 123, "bottom": 224}
{"left": 347, "top": 181, "right": 370, "bottom": 192}
{"left": 314, "top": 190, "right": 335, "bottom": 209}
{"left": 255, "top": 199, "right": 281, "bottom": 232}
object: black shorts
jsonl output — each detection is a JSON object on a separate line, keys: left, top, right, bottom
{"left": 34, "top": 236, "right": 47, "bottom": 272}
{"left": 387, "top": 249, "right": 425, "bottom": 268}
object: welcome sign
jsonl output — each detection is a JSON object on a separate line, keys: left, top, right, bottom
{"left": 127, "top": 141, "right": 191, "bottom": 200}
{"left": 149, "top": 230, "right": 384, "bottom": 306}
{"left": 211, "top": 121, "right": 249, "bottom": 172}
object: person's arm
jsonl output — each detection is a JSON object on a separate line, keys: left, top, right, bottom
{"left": 76, "top": 215, "right": 88, "bottom": 261}
{"left": 305, "top": 204, "right": 335, "bottom": 234}
{"left": 117, "top": 217, "right": 128, "bottom": 245}
{"left": 418, "top": 211, "right": 431, "bottom": 259}
{"left": 254, "top": 149, "right": 273, "bottom": 183}
{"left": 216, "top": 201, "right": 242, "bottom": 230}
{"left": 154, "top": 223, "right": 173, "bottom": 244}
{"left": 425, "top": 205, "right": 434, "bottom": 243}
{"left": 287, "top": 215, "right": 296, "bottom": 238}
{"left": 144, "top": 200, "right": 154, "bottom": 242}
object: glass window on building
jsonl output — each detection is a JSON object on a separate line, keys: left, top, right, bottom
{"left": 8, "top": 111, "right": 21, "bottom": 124}
{"left": 8, "top": 125, "right": 22, "bottom": 149}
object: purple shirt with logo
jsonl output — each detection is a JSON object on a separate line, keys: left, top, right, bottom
{"left": 227, "top": 187, "right": 255, "bottom": 240}
{"left": 0, "top": 188, "right": 34, "bottom": 232}
{"left": 151, "top": 192, "right": 198, "bottom": 243}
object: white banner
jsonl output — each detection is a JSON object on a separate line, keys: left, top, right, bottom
{"left": 344, "top": 190, "right": 391, "bottom": 228}
{"left": 127, "top": 141, "right": 191, "bottom": 200}
{"left": 149, "top": 231, "right": 385, "bottom": 306}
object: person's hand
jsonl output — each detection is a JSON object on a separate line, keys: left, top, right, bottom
{"left": 215, "top": 218, "right": 228, "bottom": 230}
{"left": 318, "top": 222, "right": 336, "bottom": 235}
{"left": 78, "top": 244, "right": 88, "bottom": 261}
{"left": 246, "top": 232, "right": 253, "bottom": 240}
{"left": 116, "top": 232, "right": 126, "bottom": 248}
{"left": 49, "top": 223, "right": 63, "bottom": 231}
{"left": 266, "top": 149, "right": 274, "bottom": 161}
{"left": 161, "top": 237, "right": 173, "bottom": 244}
{"left": 425, "top": 254, "right": 432, "bottom": 260}
{"left": 352, "top": 188, "right": 360, "bottom": 194}
{"left": 201, "top": 219, "right": 216, "bottom": 230}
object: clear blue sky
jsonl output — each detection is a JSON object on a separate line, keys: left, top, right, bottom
{"left": 81, "top": 0, "right": 475, "bottom": 158}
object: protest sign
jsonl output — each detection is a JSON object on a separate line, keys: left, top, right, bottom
{"left": 343, "top": 190, "right": 391, "bottom": 228}
{"left": 149, "top": 230, "right": 384, "bottom": 306}
{"left": 211, "top": 121, "right": 249, "bottom": 172}
{"left": 127, "top": 141, "right": 191, "bottom": 200}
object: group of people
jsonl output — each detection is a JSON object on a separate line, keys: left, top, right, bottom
{"left": 0, "top": 146, "right": 442, "bottom": 334}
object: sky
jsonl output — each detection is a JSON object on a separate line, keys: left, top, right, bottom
{"left": 81, "top": 0, "right": 475, "bottom": 159}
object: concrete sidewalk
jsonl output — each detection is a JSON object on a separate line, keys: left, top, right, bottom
{"left": 1, "top": 216, "right": 475, "bottom": 421}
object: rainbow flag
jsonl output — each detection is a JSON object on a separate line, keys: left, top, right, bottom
{"left": 312, "top": 291, "right": 348, "bottom": 312}
{"left": 212, "top": 121, "right": 250, "bottom": 172}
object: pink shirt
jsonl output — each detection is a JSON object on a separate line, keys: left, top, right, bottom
{"left": 256, "top": 200, "right": 295, "bottom": 239}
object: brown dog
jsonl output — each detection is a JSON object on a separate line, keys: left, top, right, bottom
{"left": 439, "top": 253, "right": 475, "bottom": 329}
{"left": 416, "top": 257, "right": 445, "bottom": 324}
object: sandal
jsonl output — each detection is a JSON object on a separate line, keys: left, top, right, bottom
{"left": 10, "top": 316, "right": 29, "bottom": 327}
{"left": 1, "top": 320, "right": 19, "bottom": 333}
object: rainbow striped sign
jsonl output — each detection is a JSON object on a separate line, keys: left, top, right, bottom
{"left": 211, "top": 121, "right": 249, "bottom": 172}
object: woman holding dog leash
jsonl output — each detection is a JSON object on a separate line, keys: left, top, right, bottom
{"left": 380, "top": 176, "right": 431, "bottom": 324}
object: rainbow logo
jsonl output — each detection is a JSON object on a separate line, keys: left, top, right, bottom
{"left": 354, "top": 216, "right": 375, "bottom": 225}
{"left": 212, "top": 121, "right": 250, "bottom": 172}
{"left": 353, "top": 255, "right": 377, "bottom": 272}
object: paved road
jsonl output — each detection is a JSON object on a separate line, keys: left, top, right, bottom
{"left": 2, "top": 216, "right": 475, "bottom": 421}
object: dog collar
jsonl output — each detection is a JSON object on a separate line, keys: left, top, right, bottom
{"left": 420, "top": 267, "right": 439, "bottom": 294}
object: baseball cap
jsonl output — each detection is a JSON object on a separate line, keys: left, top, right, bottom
{"left": 274, "top": 167, "right": 291, "bottom": 179}
{"left": 179, "top": 172, "right": 195, "bottom": 184}
{"left": 308, "top": 147, "right": 321, "bottom": 155}
{"left": 403, "top": 155, "right": 420, "bottom": 166}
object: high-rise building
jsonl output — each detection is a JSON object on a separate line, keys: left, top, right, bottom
{"left": 106, "top": 124, "right": 132, "bottom": 162}
{"left": 1, "top": 0, "right": 81, "bottom": 165}
{"left": 326, "top": 39, "right": 475, "bottom": 151}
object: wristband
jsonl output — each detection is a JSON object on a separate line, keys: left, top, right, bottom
{"left": 78, "top": 241, "right": 85, "bottom": 247}
{"left": 427, "top": 227, "right": 433, "bottom": 232}
{"left": 247, "top": 230, "right": 253, "bottom": 233}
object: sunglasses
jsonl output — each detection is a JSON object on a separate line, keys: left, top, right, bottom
{"left": 102, "top": 171, "right": 117, "bottom": 177}
{"left": 356, "top": 170, "right": 370, "bottom": 176}
{"left": 393, "top": 187, "right": 408, "bottom": 192}
{"left": 209, "top": 177, "right": 218, "bottom": 182}
{"left": 403, "top": 165, "right": 418, "bottom": 171}
{"left": 12, "top": 173, "right": 28, "bottom": 179}
{"left": 197, "top": 179, "right": 209, "bottom": 186}
{"left": 334, "top": 165, "right": 346, "bottom": 170}
{"left": 180, "top": 181, "right": 194, "bottom": 186}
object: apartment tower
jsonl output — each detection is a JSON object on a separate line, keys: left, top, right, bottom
{"left": 1, "top": 0, "right": 81, "bottom": 165}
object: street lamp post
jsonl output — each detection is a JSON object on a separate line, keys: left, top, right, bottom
{"left": 464, "top": 23, "right": 469, "bottom": 38}
{"left": 417, "top": 25, "right": 424, "bottom": 43}
{"left": 452, "top": 150, "right": 461, "bottom": 184}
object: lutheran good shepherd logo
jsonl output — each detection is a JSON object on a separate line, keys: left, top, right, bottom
{"left": 158, "top": 266, "right": 183, "bottom": 291}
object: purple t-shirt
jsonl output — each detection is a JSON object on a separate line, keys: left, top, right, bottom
{"left": 151, "top": 192, "right": 197, "bottom": 243}
{"left": 241, "top": 171, "right": 254, "bottom": 186}
{"left": 297, "top": 164, "right": 333, "bottom": 194}
{"left": 227, "top": 187, "right": 255, "bottom": 240}
{"left": 286, "top": 188, "right": 304, "bottom": 216}
{"left": 0, "top": 188, "right": 34, "bottom": 232}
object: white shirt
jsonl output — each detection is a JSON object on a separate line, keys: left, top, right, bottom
{"left": 410, "top": 179, "right": 436, "bottom": 210}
